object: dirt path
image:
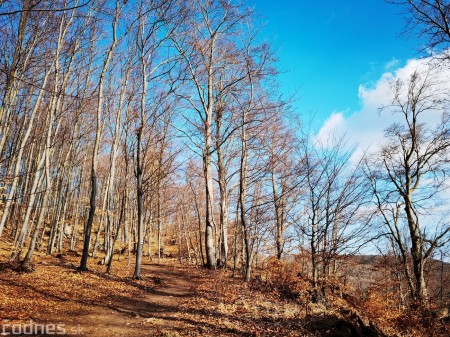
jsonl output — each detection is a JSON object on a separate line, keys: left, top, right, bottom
{"left": 2, "top": 242, "right": 448, "bottom": 337}
{"left": 53, "top": 263, "right": 199, "bottom": 337}
{"left": 1, "top": 252, "right": 310, "bottom": 337}
{"left": 0, "top": 260, "right": 206, "bottom": 337}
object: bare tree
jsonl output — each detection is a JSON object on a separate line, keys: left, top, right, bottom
{"left": 364, "top": 68, "right": 450, "bottom": 305}
{"left": 390, "top": 0, "right": 450, "bottom": 52}
{"left": 262, "top": 117, "right": 299, "bottom": 260}
{"left": 79, "top": 0, "right": 124, "bottom": 271}
{"left": 170, "top": 0, "right": 252, "bottom": 269}
{"left": 298, "top": 134, "right": 370, "bottom": 304}
{"left": 0, "top": 8, "right": 57, "bottom": 237}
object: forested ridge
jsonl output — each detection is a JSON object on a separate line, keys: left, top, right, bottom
{"left": 0, "top": 0, "right": 450, "bottom": 336}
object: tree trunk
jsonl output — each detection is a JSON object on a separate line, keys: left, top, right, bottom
{"left": 133, "top": 128, "right": 144, "bottom": 279}
{"left": 78, "top": 5, "right": 119, "bottom": 270}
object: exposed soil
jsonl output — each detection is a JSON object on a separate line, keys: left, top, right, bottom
{"left": 0, "top": 241, "right": 312, "bottom": 337}
{"left": 1, "top": 240, "right": 448, "bottom": 337}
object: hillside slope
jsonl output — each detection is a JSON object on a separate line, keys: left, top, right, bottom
{"left": 1, "top": 239, "right": 449, "bottom": 337}
{"left": 1, "top": 242, "right": 315, "bottom": 336}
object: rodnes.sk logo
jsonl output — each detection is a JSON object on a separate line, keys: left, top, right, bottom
{"left": 1, "top": 320, "right": 84, "bottom": 335}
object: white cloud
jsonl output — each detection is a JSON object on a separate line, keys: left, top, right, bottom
{"left": 315, "top": 111, "right": 346, "bottom": 143}
{"left": 316, "top": 53, "right": 450, "bottom": 162}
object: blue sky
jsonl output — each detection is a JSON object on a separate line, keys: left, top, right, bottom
{"left": 250, "top": 0, "right": 426, "bottom": 130}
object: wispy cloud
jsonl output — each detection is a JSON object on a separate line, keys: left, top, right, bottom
{"left": 384, "top": 57, "right": 399, "bottom": 71}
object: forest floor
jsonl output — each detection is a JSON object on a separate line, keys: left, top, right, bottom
{"left": 0, "top": 239, "right": 315, "bottom": 337}
{"left": 1, "top": 238, "right": 449, "bottom": 336}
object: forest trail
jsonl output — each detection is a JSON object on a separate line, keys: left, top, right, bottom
{"left": 0, "top": 241, "right": 312, "bottom": 337}
{"left": 2, "top": 242, "right": 448, "bottom": 336}
{"left": 0, "top": 248, "right": 309, "bottom": 337}
{"left": 60, "top": 263, "right": 199, "bottom": 337}
{"left": 1, "top": 259, "right": 210, "bottom": 337}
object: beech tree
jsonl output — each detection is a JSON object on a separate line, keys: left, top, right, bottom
{"left": 79, "top": 0, "right": 124, "bottom": 271}
{"left": 262, "top": 117, "right": 299, "bottom": 260}
{"left": 298, "top": 134, "right": 370, "bottom": 304}
{"left": 0, "top": 4, "right": 57, "bottom": 237}
{"left": 129, "top": 0, "right": 179, "bottom": 278}
{"left": 391, "top": 0, "right": 450, "bottom": 52}
{"left": 169, "top": 0, "right": 255, "bottom": 269}
{"left": 364, "top": 68, "right": 450, "bottom": 305}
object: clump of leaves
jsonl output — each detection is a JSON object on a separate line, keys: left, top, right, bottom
{"left": 256, "top": 257, "right": 312, "bottom": 303}
{"left": 0, "top": 261, "right": 33, "bottom": 273}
